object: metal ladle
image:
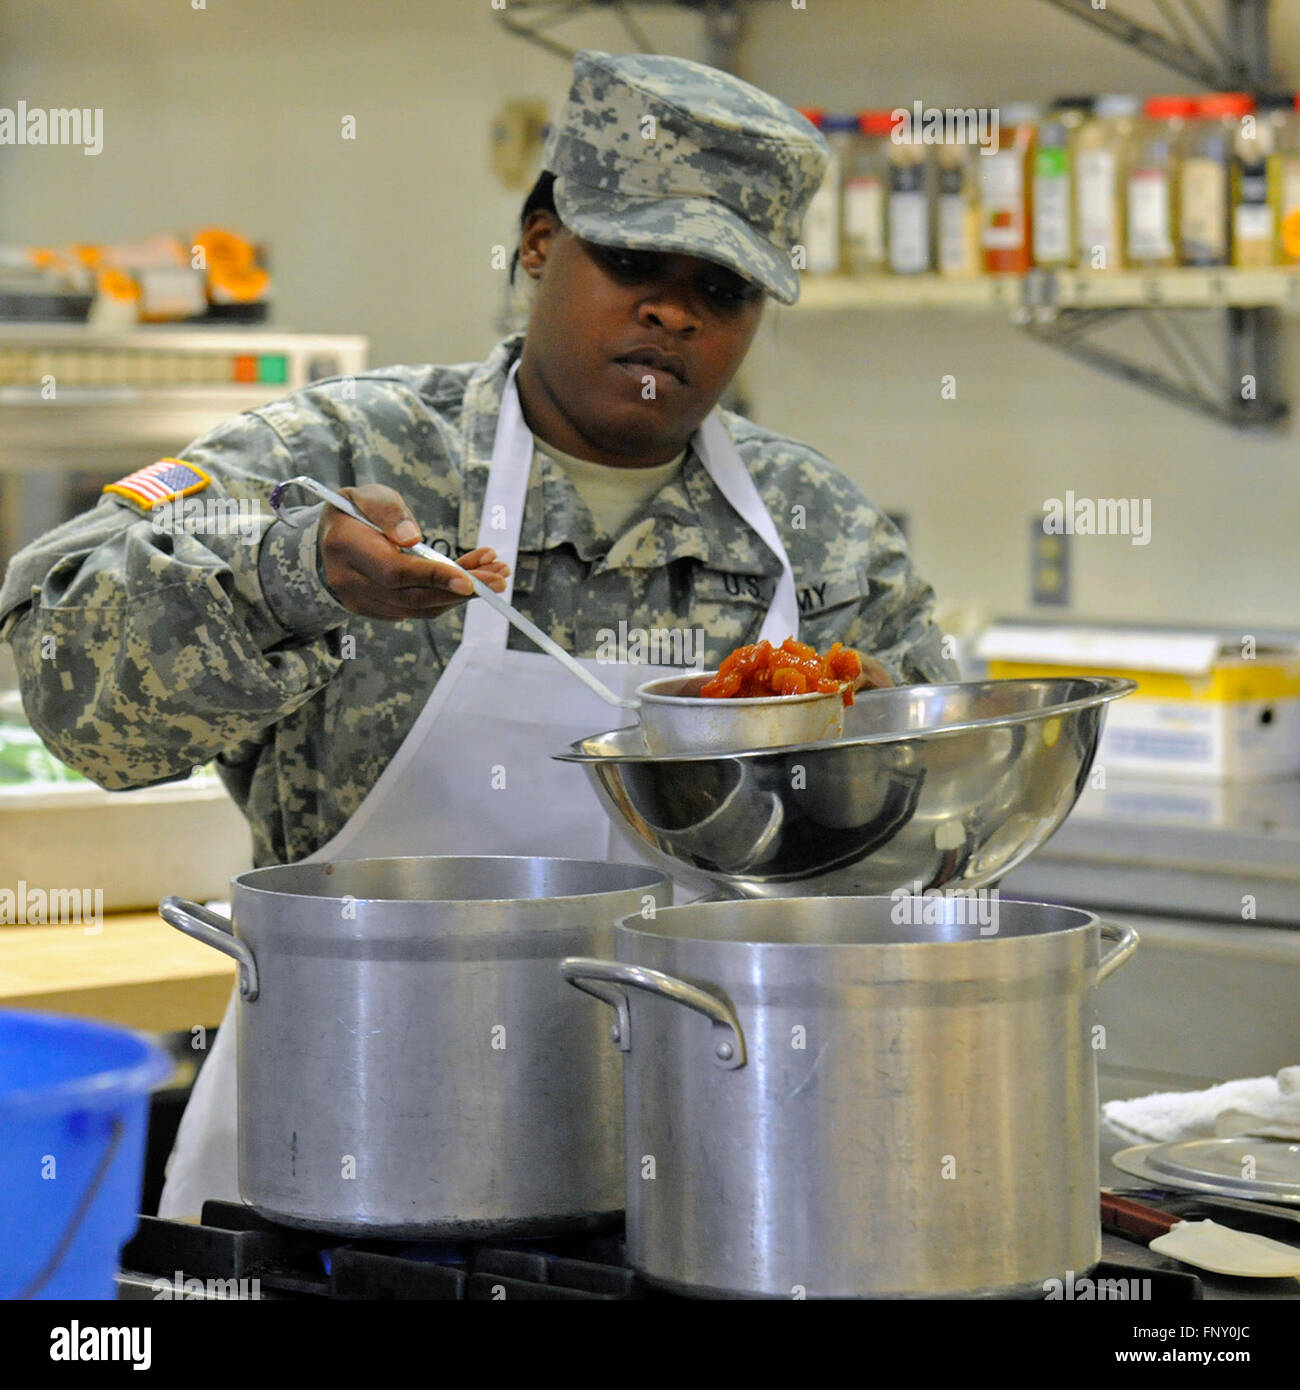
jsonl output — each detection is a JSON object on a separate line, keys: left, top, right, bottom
{"left": 269, "top": 475, "right": 637, "bottom": 708}
{"left": 269, "top": 475, "right": 857, "bottom": 754}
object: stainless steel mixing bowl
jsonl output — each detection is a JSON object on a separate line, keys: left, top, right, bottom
{"left": 554, "top": 676, "right": 1136, "bottom": 897}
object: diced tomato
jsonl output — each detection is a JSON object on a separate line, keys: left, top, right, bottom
{"left": 828, "top": 645, "right": 862, "bottom": 681}
{"left": 699, "top": 636, "right": 867, "bottom": 701}
{"left": 771, "top": 666, "right": 807, "bottom": 695}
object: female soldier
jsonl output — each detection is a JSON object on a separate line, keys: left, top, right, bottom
{"left": 0, "top": 50, "right": 957, "bottom": 1216}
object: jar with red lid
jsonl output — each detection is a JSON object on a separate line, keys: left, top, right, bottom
{"left": 1126, "top": 95, "right": 1196, "bottom": 267}
{"left": 1182, "top": 91, "right": 1254, "bottom": 266}
{"left": 796, "top": 108, "right": 842, "bottom": 274}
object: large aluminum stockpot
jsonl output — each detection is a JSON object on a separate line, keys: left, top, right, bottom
{"left": 562, "top": 895, "right": 1138, "bottom": 1299}
{"left": 162, "top": 856, "right": 670, "bottom": 1238}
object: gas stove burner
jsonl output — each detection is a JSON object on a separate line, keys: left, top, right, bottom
{"left": 119, "top": 1201, "right": 648, "bottom": 1301}
{"left": 117, "top": 1201, "right": 1205, "bottom": 1301}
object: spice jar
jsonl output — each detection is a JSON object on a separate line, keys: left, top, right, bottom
{"left": 1034, "top": 97, "right": 1092, "bottom": 268}
{"left": 796, "top": 108, "right": 843, "bottom": 274}
{"left": 1075, "top": 94, "right": 1140, "bottom": 271}
{"left": 1273, "top": 93, "right": 1300, "bottom": 263}
{"left": 1127, "top": 95, "right": 1195, "bottom": 268}
{"left": 981, "top": 102, "right": 1039, "bottom": 273}
{"left": 937, "top": 140, "right": 981, "bottom": 277}
{"left": 1234, "top": 94, "right": 1281, "bottom": 267}
{"left": 844, "top": 110, "right": 893, "bottom": 275}
{"left": 1182, "top": 92, "right": 1252, "bottom": 266}
{"left": 888, "top": 124, "right": 932, "bottom": 275}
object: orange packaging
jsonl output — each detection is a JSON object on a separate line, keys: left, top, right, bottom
{"left": 208, "top": 261, "right": 270, "bottom": 304}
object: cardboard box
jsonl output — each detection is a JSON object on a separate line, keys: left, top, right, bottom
{"left": 1063, "top": 768, "right": 1300, "bottom": 828}
{"left": 976, "top": 624, "right": 1300, "bottom": 781}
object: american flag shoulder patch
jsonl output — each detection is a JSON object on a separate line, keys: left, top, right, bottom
{"left": 103, "top": 459, "right": 212, "bottom": 510}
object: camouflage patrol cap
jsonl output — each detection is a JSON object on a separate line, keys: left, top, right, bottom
{"left": 541, "top": 49, "right": 829, "bottom": 305}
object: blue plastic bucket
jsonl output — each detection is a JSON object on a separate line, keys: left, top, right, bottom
{"left": 0, "top": 1010, "right": 172, "bottom": 1299}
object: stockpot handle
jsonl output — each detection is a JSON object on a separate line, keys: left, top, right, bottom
{"left": 160, "top": 896, "right": 259, "bottom": 1001}
{"left": 1096, "top": 920, "right": 1139, "bottom": 984}
{"left": 560, "top": 957, "right": 746, "bottom": 1070}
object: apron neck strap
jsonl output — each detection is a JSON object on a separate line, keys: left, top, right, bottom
{"left": 464, "top": 360, "right": 529, "bottom": 647}
{"left": 692, "top": 411, "right": 801, "bottom": 646}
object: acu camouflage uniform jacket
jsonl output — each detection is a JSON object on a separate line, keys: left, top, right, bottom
{"left": 0, "top": 331, "right": 957, "bottom": 866}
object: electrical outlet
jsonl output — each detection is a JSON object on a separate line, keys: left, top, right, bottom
{"left": 1030, "top": 515, "right": 1070, "bottom": 606}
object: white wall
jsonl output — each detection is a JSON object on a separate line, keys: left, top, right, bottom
{"left": 0, "top": 0, "right": 1294, "bottom": 629}
{"left": 740, "top": 0, "right": 1299, "bottom": 631}
{"left": 0, "top": 0, "right": 702, "bottom": 362}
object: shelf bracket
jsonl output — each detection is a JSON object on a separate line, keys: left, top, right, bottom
{"left": 1021, "top": 305, "right": 1288, "bottom": 429}
{"left": 493, "top": 0, "right": 742, "bottom": 65}
{"left": 1036, "top": 0, "right": 1280, "bottom": 89}
{"left": 1021, "top": 0, "right": 1290, "bottom": 430}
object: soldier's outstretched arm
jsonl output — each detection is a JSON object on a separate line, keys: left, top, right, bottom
{"left": 0, "top": 412, "right": 355, "bottom": 791}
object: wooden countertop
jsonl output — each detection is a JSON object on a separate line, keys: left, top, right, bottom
{"left": 0, "top": 910, "right": 236, "bottom": 1032}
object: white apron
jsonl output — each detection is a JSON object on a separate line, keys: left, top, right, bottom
{"left": 158, "top": 361, "right": 800, "bottom": 1218}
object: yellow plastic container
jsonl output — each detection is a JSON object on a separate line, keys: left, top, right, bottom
{"left": 979, "top": 624, "right": 1300, "bottom": 781}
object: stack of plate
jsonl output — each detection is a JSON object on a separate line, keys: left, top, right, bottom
{"left": 1114, "top": 1138, "right": 1300, "bottom": 1204}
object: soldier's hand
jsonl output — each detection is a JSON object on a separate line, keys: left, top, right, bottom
{"left": 853, "top": 658, "right": 894, "bottom": 691}
{"left": 319, "top": 484, "right": 510, "bottom": 620}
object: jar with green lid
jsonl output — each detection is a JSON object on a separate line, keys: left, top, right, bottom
{"left": 1127, "top": 95, "right": 1195, "bottom": 267}
{"left": 1181, "top": 92, "right": 1252, "bottom": 266}
{"left": 1034, "top": 97, "right": 1092, "bottom": 268}
{"left": 1075, "top": 94, "right": 1140, "bottom": 271}
{"left": 843, "top": 110, "right": 893, "bottom": 275}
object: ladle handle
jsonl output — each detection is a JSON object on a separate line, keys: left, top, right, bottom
{"left": 269, "top": 476, "right": 636, "bottom": 709}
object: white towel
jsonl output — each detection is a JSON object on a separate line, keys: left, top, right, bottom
{"left": 1102, "top": 1066, "right": 1300, "bottom": 1145}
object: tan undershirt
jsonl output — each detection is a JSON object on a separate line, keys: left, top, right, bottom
{"left": 535, "top": 438, "right": 686, "bottom": 540}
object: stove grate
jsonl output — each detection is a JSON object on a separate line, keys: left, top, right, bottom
{"left": 117, "top": 1200, "right": 1204, "bottom": 1301}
